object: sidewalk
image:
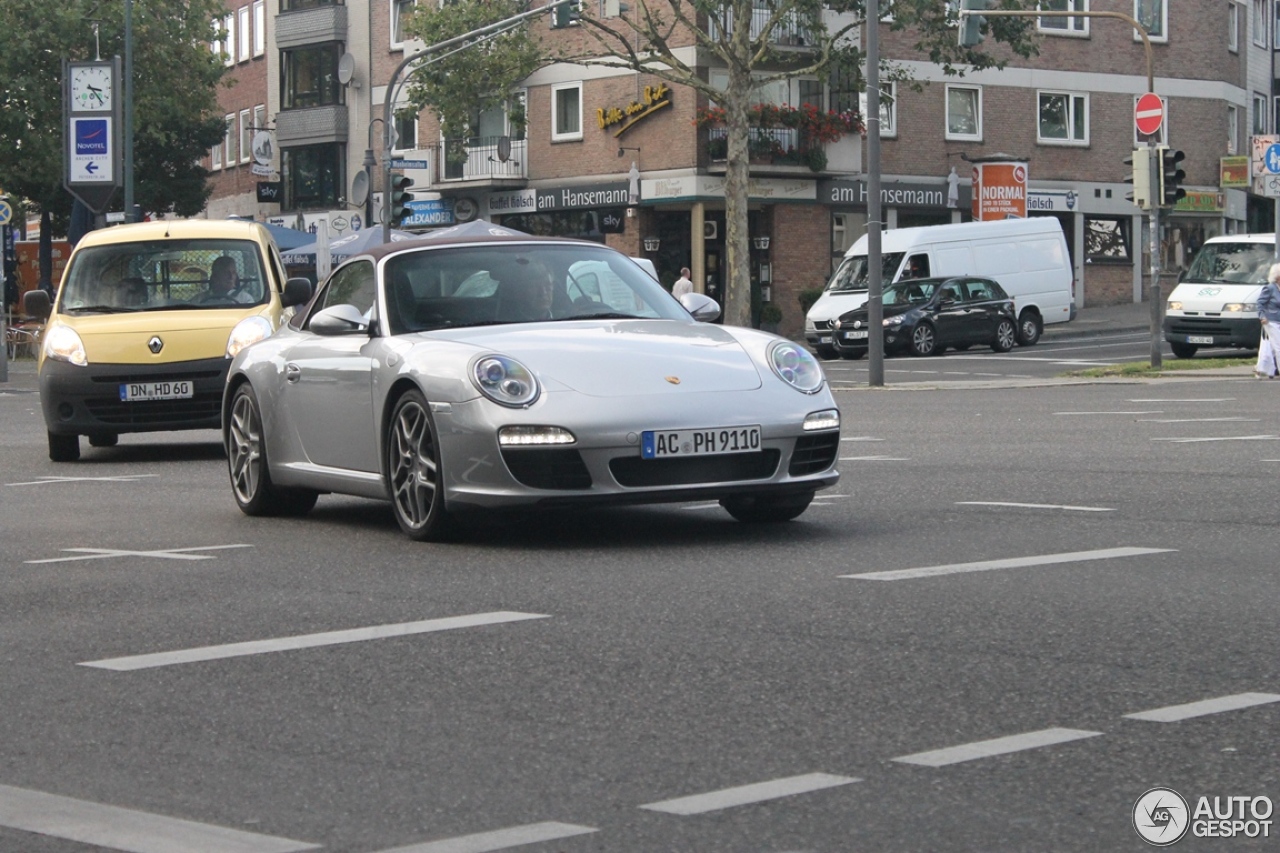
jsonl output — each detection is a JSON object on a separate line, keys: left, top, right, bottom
{"left": 1041, "top": 301, "right": 1154, "bottom": 339}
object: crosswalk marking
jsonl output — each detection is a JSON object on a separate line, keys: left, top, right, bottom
{"left": 891, "top": 728, "right": 1102, "bottom": 768}
{"left": 841, "top": 547, "right": 1173, "bottom": 581}
{"left": 0, "top": 783, "right": 319, "bottom": 853}
{"left": 1123, "top": 693, "right": 1280, "bottom": 723}
{"left": 639, "top": 773, "right": 859, "bottom": 815}
{"left": 371, "top": 821, "right": 597, "bottom": 853}
{"left": 80, "top": 612, "right": 550, "bottom": 671}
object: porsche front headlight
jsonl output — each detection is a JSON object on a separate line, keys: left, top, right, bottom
{"left": 768, "top": 341, "right": 824, "bottom": 394}
{"left": 44, "top": 324, "right": 87, "bottom": 366}
{"left": 472, "top": 355, "right": 539, "bottom": 407}
{"left": 226, "top": 316, "right": 274, "bottom": 359}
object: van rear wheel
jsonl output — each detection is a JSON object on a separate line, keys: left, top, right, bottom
{"left": 1169, "top": 342, "right": 1198, "bottom": 359}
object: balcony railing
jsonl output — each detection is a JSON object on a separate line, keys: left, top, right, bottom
{"left": 427, "top": 136, "right": 528, "bottom": 184}
{"left": 707, "top": 8, "right": 813, "bottom": 45}
{"left": 708, "top": 126, "right": 815, "bottom": 167}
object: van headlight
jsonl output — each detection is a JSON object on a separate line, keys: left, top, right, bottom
{"left": 44, "top": 324, "right": 87, "bottom": 366}
{"left": 1167, "top": 300, "right": 1182, "bottom": 311}
{"left": 1223, "top": 302, "right": 1256, "bottom": 313}
{"left": 226, "top": 316, "right": 274, "bottom": 359}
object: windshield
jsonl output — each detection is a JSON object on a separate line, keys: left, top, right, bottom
{"left": 59, "top": 239, "right": 269, "bottom": 313}
{"left": 883, "top": 281, "right": 937, "bottom": 306}
{"left": 382, "top": 244, "right": 690, "bottom": 333}
{"left": 1183, "top": 242, "right": 1273, "bottom": 284}
{"left": 825, "top": 252, "right": 905, "bottom": 293}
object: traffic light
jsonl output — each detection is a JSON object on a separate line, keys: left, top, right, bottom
{"left": 958, "top": 0, "right": 989, "bottom": 47}
{"left": 1123, "top": 148, "right": 1152, "bottom": 210}
{"left": 388, "top": 174, "right": 414, "bottom": 227}
{"left": 1158, "top": 147, "right": 1186, "bottom": 208}
{"left": 552, "top": 0, "right": 581, "bottom": 28}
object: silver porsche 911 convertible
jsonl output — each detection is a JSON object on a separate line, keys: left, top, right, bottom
{"left": 221, "top": 233, "right": 840, "bottom": 540}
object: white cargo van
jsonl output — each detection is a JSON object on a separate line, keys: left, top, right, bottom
{"left": 1163, "top": 233, "right": 1271, "bottom": 358}
{"left": 805, "top": 218, "right": 1075, "bottom": 357}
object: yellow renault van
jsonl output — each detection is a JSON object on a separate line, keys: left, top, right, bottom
{"left": 23, "top": 220, "right": 311, "bottom": 461}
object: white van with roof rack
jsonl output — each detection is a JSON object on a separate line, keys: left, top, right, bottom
{"left": 1163, "top": 233, "right": 1271, "bottom": 358}
{"left": 805, "top": 218, "right": 1075, "bottom": 358}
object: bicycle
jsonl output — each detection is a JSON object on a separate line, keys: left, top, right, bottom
{"left": 5, "top": 322, "right": 42, "bottom": 361}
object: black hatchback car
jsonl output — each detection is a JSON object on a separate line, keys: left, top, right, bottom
{"left": 830, "top": 276, "right": 1017, "bottom": 358}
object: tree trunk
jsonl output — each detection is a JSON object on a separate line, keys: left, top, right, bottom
{"left": 722, "top": 68, "right": 753, "bottom": 328}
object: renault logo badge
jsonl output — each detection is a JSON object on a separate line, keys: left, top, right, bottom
{"left": 665, "top": 376, "right": 681, "bottom": 385}
{"left": 148, "top": 336, "right": 163, "bottom": 354}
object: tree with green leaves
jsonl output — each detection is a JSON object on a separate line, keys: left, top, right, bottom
{"left": 399, "top": 0, "right": 1039, "bottom": 327}
{"left": 0, "top": 0, "right": 227, "bottom": 283}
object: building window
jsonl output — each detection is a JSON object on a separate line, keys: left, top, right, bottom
{"left": 1229, "top": 1, "right": 1239, "bottom": 52}
{"left": 238, "top": 6, "right": 250, "bottom": 61}
{"left": 552, "top": 82, "right": 582, "bottom": 141}
{"left": 393, "top": 109, "right": 418, "bottom": 151}
{"left": 1254, "top": 0, "right": 1269, "bottom": 46}
{"left": 945, "top": 85, "right": 981, "bottom": 140}
{"left": 281, "top": 0, "right": 342, "bottom": 10}
{"left": 223, "top": 114, "right": 236, "bottom": 168}
{"left": 223, "top": 14, "right": 235, "bottom": 66}
{"left": 1254, "top": 93, "right": 1268, "bottom": 135}
{"left": 392, "top": 0, "right": 416, "bottom": 48}
{"left": 1038, "top": 90, "right": 1088, "bottom": 144}
{"left": 282, "top": 43, "right": 344, "bottom": 109}
{"left": 1133, "top": 94, "right": 1167, "bottom": 145}
{"left": 1039, "top": 0, "right": 1088, "bottom": 35}
{"left": 282, "top": 143, "right": 345, "bottom": 210}
{"left": 210, "top": 18, "right": 222, "bottom": 58}
{"left": 211, "top": 139, "right": 223, "bottom": 171}
{"left": 239, "top": 109, "right": 252, "bottom": 164}
{"left": 858, "top": 82, "right": 896, "bottom": 137}
{"left": 1275, "top": 0, "right": 1280, "bottom": 49}
{"left": 1085, "top": 217, "right": 1130, "bottom": 263}
{"left": 253, "top": 1, "right": 265, "bottom": 56}
{"left": 1227, "top": 104, "right": 1238, "bottom": 155}
{"left": 1134, "top": 0, "right": 1165, "bottom": 42}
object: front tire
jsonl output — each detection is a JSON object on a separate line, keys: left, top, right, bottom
{"left": 908, "top": 323, "right": 938, "bottom": 357}
{"left": 227, "top": 383, "right": 318, "bottom": 517}
{"left": 992, "top": 318, "right": 1017, "bottom": 353}
{"left": 1016, "top": 311, "right": 1042, "bottom": 346}
{"left": 721, "top": 491, "right": 815, "bottom": 523}
{"left": 1169, "top": 342, "right": 1198, "bottom": 359}
{"left": 816, "top": 345, "right": 837, "bottom": 360}
{"left": 387, "top": 389, "right": 452, "bottom": 541}
{"left": 48, "top": 432, "right": 80, "bottom": 462}
{"left": 88, "top": 433, "right": 118, "bottom": 448}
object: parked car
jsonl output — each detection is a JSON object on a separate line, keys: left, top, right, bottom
{"left": 830, "top": 276, "right": 1017, "bottom": 358}
{"left": 807, "top": 217, "right": 1074, "bottom": 357}
{"left": 222, "top": 233, "right": 842, "bottom": 540}
{"left": 22, "top": 220, "right": 312, "bottom": 462}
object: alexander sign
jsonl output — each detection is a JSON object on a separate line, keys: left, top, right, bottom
{"left": 597, "top": 82, "right": 672, "bottom": 138}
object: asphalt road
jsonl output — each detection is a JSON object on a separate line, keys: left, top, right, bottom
{"left": 1, "top": 338, "right": 1278, "bottom": 852}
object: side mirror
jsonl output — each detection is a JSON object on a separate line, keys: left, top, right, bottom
{"left": 679, "top": 292, "right": 721, "bottom": 323}
{"left": 310, "top": 303, "right": 369, "bottom": 336}
{"left": 23, "top": 289, "right": 51, "bottom": 320}
{"left": 281, "top": 277, "right": 313, "bottom": 308}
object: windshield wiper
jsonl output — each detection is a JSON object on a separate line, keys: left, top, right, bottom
{"left": 64, "top": 304, "right": 130, "bottom": 314}
{"left": 557, "top": 311, "right": 641, "bottom": 321}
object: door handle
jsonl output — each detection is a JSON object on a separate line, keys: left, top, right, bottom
{"left": 285, "top": 363, "right": 301, "bottom": 383}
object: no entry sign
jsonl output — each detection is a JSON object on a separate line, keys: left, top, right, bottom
{"left": 1135, "top": 93, "right": 1164, "bottom": 136}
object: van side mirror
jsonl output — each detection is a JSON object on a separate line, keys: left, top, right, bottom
{"left": 23, "top": 289, "right": 51, "bottom": 320}
{"left": 281, "top": 277, "right": 313, "bottom": 308}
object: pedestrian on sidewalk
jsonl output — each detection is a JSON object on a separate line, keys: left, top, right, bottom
{"left": 673, "top": 267, "right": 693, "bottom": 298}
{"left": 1255, "top": 263, "right": 1280, "bottom": 379}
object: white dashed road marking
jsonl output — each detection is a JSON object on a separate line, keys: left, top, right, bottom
{"left": 0, "top": 783, "right": 319, "bottom": 853}
{"left": 7, "top": 474, "right": 159, "bottom": 487}
{"left": 891, "top": 728, "right": 1102, "bottom": 768}
{"left": 28, "top": 545, "right": 254, "bottom": 564}
{"left": 1138, "top": 417, "right": 1257, "bottom": 423}
{"left": 1054, "top": 411, "right": 1162, "bottom": 416}
{"left": 839, "top": 456, "right": 909, "bottom": 462}
{"left": 841, "top": 547, "right": 1173, "bottom": 581}
{"left": 80, "top": 612, "right": 549, "bottom": 671}
{"left": 1123, "top": 693, "right": 1280, "bottom": 723}
{"left": 1152, "top": 435, "right": 1280, "bottom": 443}
{"left": 639, "top": 773, "right": 859, "bottom": 815}
{"left": 371, "top": 821, "right": 597, "bottom": 853}
{"left": 957, "top": 501, "right": 1114, "bottom": 512}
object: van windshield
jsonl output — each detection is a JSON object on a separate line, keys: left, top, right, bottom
{"left": 825, "top": 252, "right": 905, "bottom": 293}
{"left": 1184, "top": 242, "right": 1273, "bottom": 284}
{"left": 58, "top": 239, "right": 269, "bottom": 313}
